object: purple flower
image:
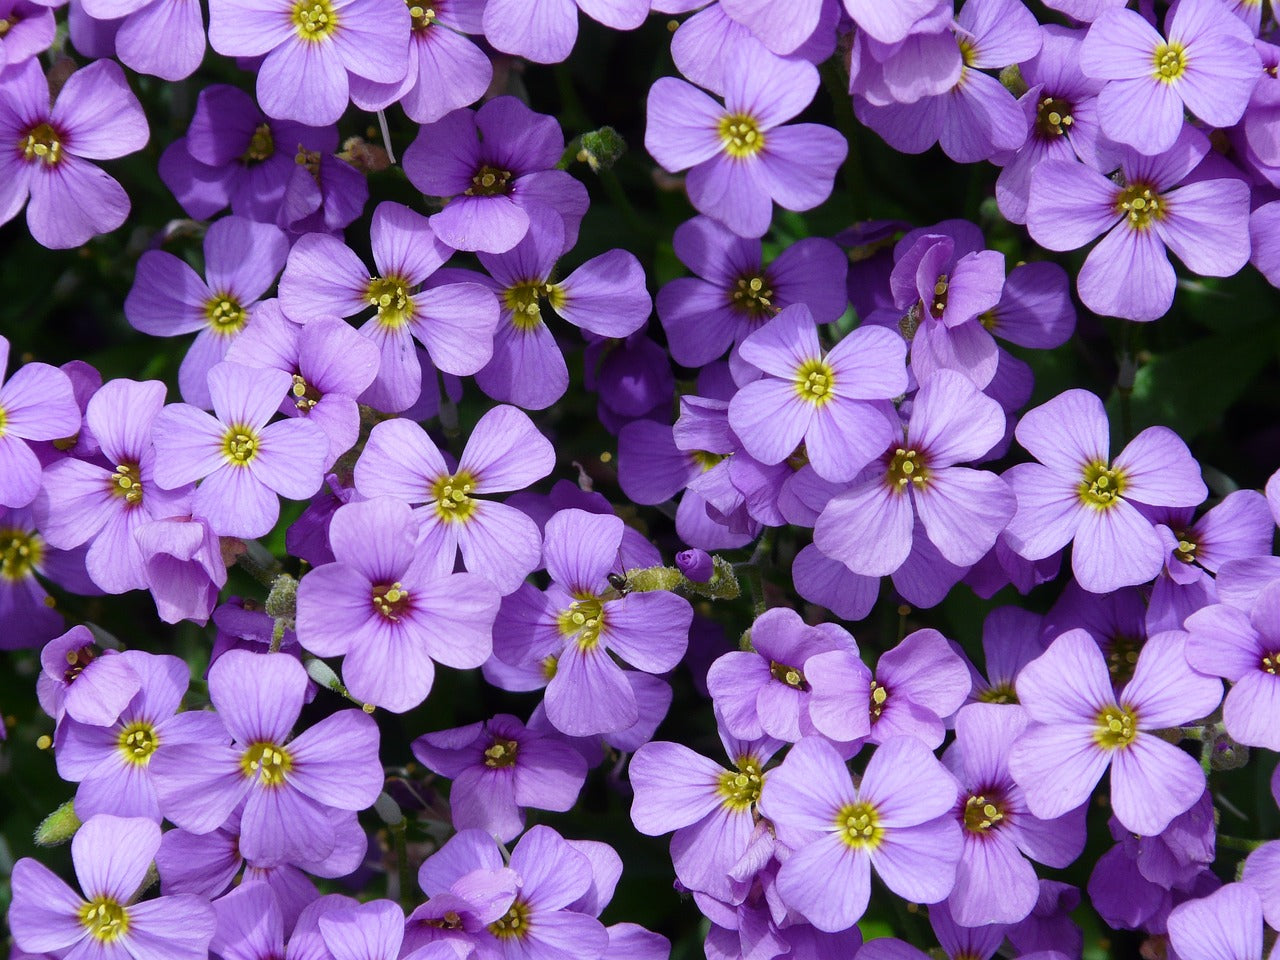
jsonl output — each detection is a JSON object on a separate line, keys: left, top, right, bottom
{"left": 78, "top": 0, "right": 205, "bottom": 79}
{"left": 134, "top": 514, "right": 227, "bottom": 625}
{"left": 1027, "top": 127, "right": 1251, "bottom": 321}
{"left": 1008, "top": 629, "right": 1221, "bottom": 835}
{"left": 279, "top": 201, "right": 498, "bottom": 413}
{"left": 1004, "top": 388, "right": 1207, "bottom": 593}
{"left": 295, "top": 497, "right": 500, "bottom": 712}
{"left": 656, "top": 215, "right": 848, "bottom": 369}
{"left": 1185, "top": 579, "right": 1280, "bottom": 751}
{"left": 10, "top": 815, "right": 215, "bottom": 960}
{"left": 42, "top": 379, "right": 195, "bottom": 594}
{"left": 0, "top": 58, "right": 148, "bottom": 249}
{"left": 0, "top": 1, "right": 55, "bottom": 72}
{"left": 125, "top": 216, "right": 290, "bottom": 409}
{"left": 864, "top": 628, "right": 971, "bottom": 748}
{"left": 37, "top": 625, "right": 140, "bottom": 727}
{"left": 842, "top": 0, "right": 943, "bottom": 44}
{"left": 967, "top": 606, "right": 1046, "bottom": 704}
{"left": 492, "top": 508, "right": 692, "bottom": 737}
{"left": 207, "top": 0, "right": 411, "bottom": 125}
{"left": 402, "top": 97, "right": 589, "bottom": 254}
{"left": 412, "top": 713, "right": 588, "bottom": 842}
{"left": 757, "top": 736, "right": 963, "bottom": 932}
{"left": 151, "top": 361, "right": 328, "bottom": 539}
{"left": 814, "top": 370, "right": 1013, "bottom": 576}
{"left": 629, "top": 733, "right": 781, "bottom": 901}
{"left": 54, "top": 650, "right": 228, "bottom": 820}
{"left": 1242, "top": 842, "right": 1280, "bottom": 931}
{"left": 646, "top": 56, "right": 847, "bottom": 238}
{"left": 943, "top": 703, "right": 1086, "bottom": 926}
{"left": 482, "top": 0, "right": 649, "bottom": 64}
{"left": 354, "top": 406, "right": 552, "bottom": 594}
{"left": 0, "top": 334, "right": 79, "bottom": 507}
{"left": 226, "top": 307, "right": 380, "bottom": 465}
{"left": 1167, "top": 883, "right": 1266, "bottom": 960}
{"left": 728, "top": 304, "right": 907, "bottom": 482}
{"left": 1081, "top": 0, "right": 1259, "bottom": 155}
{"left": 318, "top": 899, "right": 410, "bottom": 960}
{"left": 675, "top": 548, "right": 714, "bottom": 582}
{"left": 151, "top": 650, "right": 382, "bottom": 865}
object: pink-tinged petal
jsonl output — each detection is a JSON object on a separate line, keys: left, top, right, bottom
{"left": 915, "top": 468, "right": 1015, "bottom": 568}
{"left": 869, "top": 815, "right": 961, "bottom": 904}
{"left": 909, "top": 370, "right": 1005, "bottom": 465}
{"left": 251, "top": 418, "right": 327, "bottom": 501}
{"left": 545, "top": 644, "right": 638, "bottom": 736}
{"left": 510, "top": 825, "right": 595, "bottom": 910}
{"left": 670, "top": 806, "right": 755, "bottom": 903}
{"left": 552, "top": 249, "right": 651, "bottom": 338}
{"left": 430, "top": 194, "right": 530, "bottom": 255}
{"left": 409, "top": 282, "right": 498, "bottom": 376}
{"left": 340, "top": 620, "right": 436, "bottom": 713}
{"left": 644, "top": 76, "right": 724, "bottom": 172}
{"left": 805, "top": 649, "right": 874, "bottom": 742}
{"left": 193, "top": 464, "right": 279, "bottom": 539}
{"left": 1027, "top": 160, "right": 1118, "bottom": 251}
{"left": 792, "top": 544, "right": 880, "bottom": 623}
{"left": 628, "top": 741, "right": 725, "bottom": 835}
{"left": 124, "top": 895, "right": 216, "bottom": 960}
{"left": 720, "top": 0, "right": 818, "bottom": 55}
{"left": 8, "top": 858, "right": 87, "bottom": 953}
{"left": 114, "top": 0, "right": 206, "bottom": 81}
{"left": 258, "top": 40, "right": 349, "bottom": 126}
{"left": 456, "top": 501, "right": 542, "bottom": 594}
{"left": 320, "top": 901, "right": 406, "bottom": 960}
{"left": 126, "top": 253, "right": 211, "bottom": 336}
{"left": 474, "top": 315, "right": 569, "bottom": 410}
{"left": 1112, "top": 426, "right": 1206, "bottom": 508}
{"left": 543, "top": 508, "right": 622, "bottom": 592}
{"left": 776, "top": 835, "right": 871, "bottom": 932}
{"left": 1168, "top": 883, "right": 1264, "bottom": 960}
{"left": 72, "top": 814, "right": 160, "bottom": 901}
{"left": 1100, "top": 77, "right": 1187, "bottom": 152}
{"left": 1222, "top": 672, "right": 1280, "bottom": 751}
{"left": 482, "top": 0, "right": 578, "bottom": 63}
{"left": 520, "top": 910, "right": 609, "bottom": 960}
{"left": 63, "top": 652, "right": 144, "bottom": 727}
{"left": 1017, "top": 629, "right": 1114, "bottom": 724}
{"left": 286, "top": 710, "right": 382, "bottom": 809}
{"left": 1072, "top": 500, "right": 1165, "bottom": 593}
{"left": 844, "top": 0, "right": 938, "bottom": 43}
{"left": 860, "top": 736, "right": 958, "bottom": 827}
{"left": 727, "top": 378, "right": 812, "bottom": 466}
{"left": 577, "top": 0, "right": 649, "bottom": 29}
{"left": 208, "top": 0, "right": 293, "bottom": 55}
{"left": 1156, "top": 178, "right": 1251, "bottom": 278}
{"left": 909, "top": 317, "right": 1000, "bottom": 391}
{"left": 209, "top": 649, "right": 306, "bottom": 745}
{"left": 461, "top": 405, "right": 555, "bottom": 491}
{"left": 52, "top": 60, "right": 148, "bottom": 159}
{"left": 603, "top": 590, "right": 692, "bottom": 673}
{"left": 279, "top": 234, "right": 371, "bottom": 320}
{"left": 1008, "top": 724, "right": 1109, "bottom": 821}
{"left": 26, "top": 155, "right": 130, "bottom": 249}
{"left": 756, "top": 737, "right": 855, "bottom": 845}
{"left": 1002, "top": 462, "right": 1080, "bottom": 561}
{"left": 1079, "top": 9, "right": 1164, "bottom": 80}
{"left": 1109, "top": 734, "right": 1205, "bottom": 835}
{"left": 1122, "top": 630, "right": 1221, "bottom": 728}
{"left": 813, "top": 480, "right": 914, "bottom": 578}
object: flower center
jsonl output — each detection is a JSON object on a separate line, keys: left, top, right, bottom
{"left": 205, "top": 294, "right": 248, "bottom": 335}
{"left": 0, "top": 17, "right": 15, "bottom": 37}
{"left": 80, "top": 897, "right": 129, "bottom": 942}
{"left": 962, "top": 793, "right": 1006, "bottom": 833}
{"left": 483, "top": 737, "right": 519, "bottom": 768}
{"left": 0, "top": 528, "right": 42, "bottom": 581}
{"left": 1153, "top": 42, "right": 1187, "bottom": 82}
{"left": 242, "top": 123, "right": 275, "bottom": 164}
{"left": 367, "top": 276, "right": 415, "bottom": 329}
{"left": 768, "top": 659, "right": 807, "bottom": 690}
{"left": 557, "top": 596, "right": 605, "bottom": 651}
{"left": 692, "top": 449, "right": 725, "bottom": 471}
{"left": 295, "top": 145, "right": 321, "bottom": 180}
{"left": 21, "top": 122, "right": 62, "bottom": 167}
{"left": 1035, "top": 96, "right": 1075, "bottom": 139}
{"left": 794, "top": 358, "right": 835, "bottom": 406}
{"left": 503, "top": 280, "right": 550, "bottom": 331}
{"left": 1079, "top": 460, "right": 1125, "bottom": 508}
{"left": 221, "top": 425, "right": 259, "bottom": 466}
{"left": 430, "top": 470, "right": 477, "bottom": 524}
{"left": 292, "top": 0, "right": 339, "bottom": 41}
{"left": 729, "top": 273, "right": 776, "bottom": 320}
{"left": 1261, "top": 651, "right": 1280, "bottom": 675}
{"left": 1105, "top": 635, "right": 1142, "bottom": 685}
{"left": 118, "top": 721, "right": 159, "bottom": 765}
{"left": 835, "top": 801, "right": 883, "bottom": 849}
{"left": 488, "top": 899, "right": 531, "bottom": 940}
{"left": 976, "top": 682, "right": 1017, "bottom": 704}
{"left": 466, "top": 164, "right": 514, "bottom": 197}
{"left": 63, "top": 645, "right": 96, "bottom": 684}
{"left": 407, "top": 1, "right": 435, "bottom": 30}
{"left": 1094, "top": 706, "right": 1138, "bottom": 750}
{"left": 718, "top": 113, "right": 765, "bottom": 159}
{"left": 887, "top": 448, "right": 928, "bottom": 491}
{"left": 240, "top": 741, "right": 293, "bottom": 786}
{"left": 108, "top": 462, "right": 144, "bottom": 505}
{"left": 1173, "top": 533, "right": 1197, "bottom": 565}
{"left": 291, "top": 373, "right": 322, "bottom": 412}
{"left": 717, "top": 755, "right": 764, "bottom": 810}
{"left": 541, "top": 654, "right": 559, "bottom": 680}
{"left": 372, "top": 581, "right": 412, "bottom": 621}
{"left": 930, "top": 274, "right": 949, "bottom": 317}
{"left": 869, "top": 679, "right": 888, "bottom": 720}
{"left": 1116, "top": 182, "right": 1163, "bottom": 230}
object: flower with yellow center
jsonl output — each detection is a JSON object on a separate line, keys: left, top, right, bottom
{"left": 1093, "top": 705, "right": 1138, "bottom": 750}
{"left": 366, "top": 275, "right": 415, "bottom": 329}
{"left": 835, "top": 801, "right": 884, "bottom": 849}
{"left": 240, "top": 741, "right": 293, "bottom": 786}
{"left": 793, "top": 358, "right": 835, "bottom": 406}
{"left": 557, "top": 596, "right": 606, "bottom": 651}
{"left": 107, "top": 462, "right": 145, "bottom": 505}
{"left": 292, "top": 0, "right": 339, "bottom": 41}
{"left": 0, "top": 527, "right": 43, "bottom": 581}
{"left": 717, "top": 755, "right": 765, "bottom": 811}
{"left": 205, "top": 294, "right": 248, "bottom": 336}
{"left": 430, "top": 470, "right": 478, "bottom": 524}
{"left": 118, "top": 721, "right": 160, "bottom": 766}
{"left": 1114, "top": 182, "right": 1163, "bottom": 231}
{"left": 718, "top": 113, "right": 765, "bottom": 159}
{"left": 20, "top": 122, "right": 63, "bottom": 167}
{"left": 221, "top": 425, "right": 260, "bottom": 467}
{"left": 488, "top": 898, "right": 531, "bottom": 939}
{"left": 1079, "top": 460, "right": 1125, "bottom": 509}
{"left": 80, "top": 897, "right": 130, "bottom": 942}
{"left": 1152, "top": 42, "right": 1188, "bottom": 83}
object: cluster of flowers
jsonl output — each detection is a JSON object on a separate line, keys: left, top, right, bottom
{"left": 3, "top": 0, "right": 1280, "bottom": 959}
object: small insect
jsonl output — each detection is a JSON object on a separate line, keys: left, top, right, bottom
{"left": 607, "top": 571, "right": 632, "bottom": 596}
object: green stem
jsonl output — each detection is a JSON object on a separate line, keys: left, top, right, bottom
{"left": 1116, "top": 320, "right": 1135, "bottom": 444}
{"left": 1218, "top": 834, "right": 1264, "bottom": 853}
{"left": 390, "top": 818, "right": 413, "bottom": 905}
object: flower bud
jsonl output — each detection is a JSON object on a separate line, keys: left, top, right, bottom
{"left": 676, "top": 548, "right": 714, "bottom": 583}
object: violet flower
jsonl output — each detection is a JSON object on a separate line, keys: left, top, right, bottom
{"left": 37, "top": 625, "right": 140, "bottom": 727}
{"left": 482, "top": 0, "right": 648, "bottom": 63}
{"left": 0, "top": 334, "right": 79, "bottom": 508}
{"left": 134, "top": 514, "right": 227, "bottom": 625}
{"left": 77, "top": 0, "right": 205, "bottom": 79}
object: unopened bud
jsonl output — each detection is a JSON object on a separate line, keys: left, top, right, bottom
{"left": 35, "top": 800, "right": 81, "bottom": 846}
